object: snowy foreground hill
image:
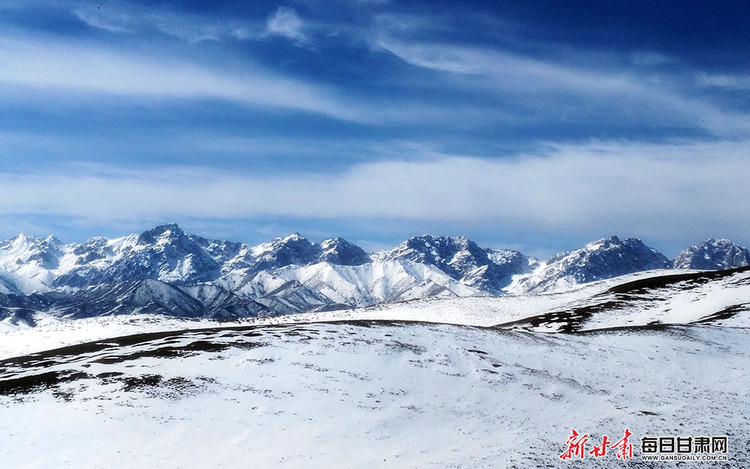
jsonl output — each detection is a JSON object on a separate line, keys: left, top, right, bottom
{"left": 1, "top": 266, "right": 749, "bottom": 467}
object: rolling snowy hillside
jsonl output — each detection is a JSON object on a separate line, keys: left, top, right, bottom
{"left": 0, "top": 321, "right": 747, "bottom": 467}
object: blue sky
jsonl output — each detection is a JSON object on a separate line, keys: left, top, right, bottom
{"left": 1, "top": 0, "right": 749, "bottom": 257}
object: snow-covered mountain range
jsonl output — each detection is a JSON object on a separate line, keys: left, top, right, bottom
{"left": 0, "top": 224, "right": 748, "bottom": 323}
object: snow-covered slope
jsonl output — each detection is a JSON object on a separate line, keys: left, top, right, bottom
{"left": 238, "top": 260, "right": 481, "bottom": 307}
{"left": 499, "top": 266, "right": 750, "bottom": 332}
{"left": 0, "top": 320, "right": 746, "bottom": 468}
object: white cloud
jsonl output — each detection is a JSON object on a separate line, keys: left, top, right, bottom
{"left": 373, "top": 37, "right": 750, "bottom": 137}
{"left": 265, "top": 7, "right": 309, "bottom": 44}
{"left": 72, "top": 1, "right": 261, "bottom": 43}
{"left": 0, "top": 36, "right": 365, "bottom": 121}
{"left": 696, "top": 73, "right": 750, "bottom": 90}
{"left": 0, "top": 36, "right": 531, "bottom": 128}
{"left": 74, "top": 7, "right": 134, "bottom": 34}
{"left": 0, "top": 139, "right": 748, "bottom": 250}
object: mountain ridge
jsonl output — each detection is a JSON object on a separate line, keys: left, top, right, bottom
{"left": 1, "top": 224, "right": 748, "bottom": 323}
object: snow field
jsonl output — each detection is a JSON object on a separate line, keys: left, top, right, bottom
{"left": 1, "top": 323, "right": 747, "bottom": 468}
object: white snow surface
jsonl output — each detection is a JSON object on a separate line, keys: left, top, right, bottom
{"left": 236, "top": 260, "right": 481, "bottom": 306}
{"left": 0, "top": 321, "right": 747, "bottom": 468}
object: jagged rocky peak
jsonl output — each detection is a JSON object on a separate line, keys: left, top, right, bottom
{"left": 486, "top": 248, "right": 535, "bottom": 271}
{"left": 579, "top": 235, "right": 631, "bottom": 254}
{"left": 2, "top": 233, "right": 38, "bottom": 245}
{"left": 382, "top": 235, "right": 486, "bottom": 267}
{"left": 54, "top": 223, "right": 222, "bottom": 288}
{"left": 135, "top": 224, "right": 218, "bottom": 267}
{"left": 319, "top": 238, "right": 371, "bottom": 266}
{"left": 137, "top": 223, "right": 189, "bottom": 246}
{"left": 252, "top": 233, "right": 320, "bottom": 269}
{"left": 510, "top": 235, "right": 672, "bottom": 294}
{"left": 1, "top": 232, "right": 62, "bottom": 250}
{"left": 194, "top": 237, "right": 246, "bottom": 265}
{"left": 673, "top": 239, "right": 750, "bottom": 270}
{"left": 0, "top": 232, "right": 64, "bottom": 270}
{"left": 549, "top": 235, "right": 670, "bottom": 281}
{"left": 379, "top": 234, "right": 528, "bottom": 293}
{"left": 71, "top": 237, "right": 111, "bottom": 265}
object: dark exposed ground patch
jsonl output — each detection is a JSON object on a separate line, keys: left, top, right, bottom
{"left": 493, "top": 301, "right": 623, "bottom": 333}
{"left": 386, "top": 340, "right": 427, "bottom": 354}
{"left": 0, "top": 371, "right": 62, "bottom": 395}
{"left": 0, "top": 370, "right": 93, "bottom": 395}
{"left": 694, "top": 304, "right": 749, "bottom": 324}
{"left": 123, "top": 374, "right": 163, "bottom": 391}
{"left": 605, "top": 265, "right": 750, "bottom": 294}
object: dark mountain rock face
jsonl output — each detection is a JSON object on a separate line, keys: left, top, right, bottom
{"left": 54, "top": 224, "right": 221, "bottom": 288}
{"left": 251, "top": 233, "right": 320, "bottom": 271}
{"left": 553, "top": 236, "right": 671, "bottom": 283}
{"left": 673, "top": 239, "right": 750, "bottom": 270}
{"left": 379, "top": 235, "right": 530, "bottom": 293}
{"left": 516, "top": 236, "right": 672, "bottom": 293}
{"left": 319, "top": 238, "right": 371, "bottom": 266}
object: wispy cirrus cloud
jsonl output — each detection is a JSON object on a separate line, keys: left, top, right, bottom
{"left": 73, "top": 1, "right": 260, "bottom": 42}
{"left": 373, "top": 36, "right": 750, "bottom": 136}
{"left": 0, "top": 0, "right": 259, "bottom": 42}
{"left": 0, "top": 36, "right": 366, "bottom": 121}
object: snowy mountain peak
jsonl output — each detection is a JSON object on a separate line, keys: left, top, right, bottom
{"left": 0, "top": 232, "right": 64, "bottom": 271}
{"left": 582, "top": 235, "right": 622, "bottom": 252}
{"left": 284, "top": 232, "right": 306, "bottom": 242}
{"left": 673, "top": 238, "right": 750, "bottom": 270}
{"left": 508, "top": 235, "right": 671, "bottom": 294}
{"left": 52, "top": 224, "right": 221, "bottom": 289}
{"left": 251, "top": 233, "right": 318, "bottom": 269}
{"left": 137, "top": 223, "right": 188, "bottom": 245}
{"left": 6, "top": 233, "right": 39, "bottom": 244}
{"left": 319, "top": 238, "right": 371, "bottom": 266}
{"left": 381, "top": 235, "right": 476, "bottom": 270}
{"left": 554, "top": 236, "right": 659, "bottom": 260}
{"left": 1, "top": 225, "right": 748, "bottom": 321}
{"left": 378, "top": 234, "right": 529, "bottom": 293}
